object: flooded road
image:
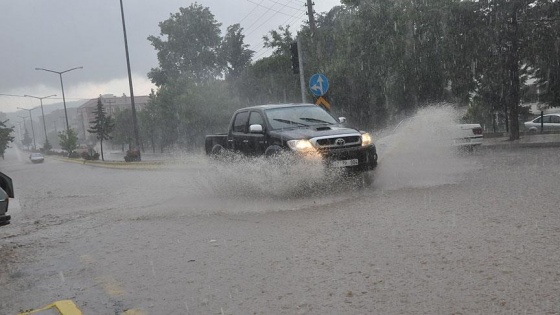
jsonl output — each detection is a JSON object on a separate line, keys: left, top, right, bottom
{"left": 1, "top": 143, "right": 560, "bottom": 314}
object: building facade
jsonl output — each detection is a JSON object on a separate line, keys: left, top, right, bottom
{"left": 77, "top": 94, "right": 149, "bottom": 140}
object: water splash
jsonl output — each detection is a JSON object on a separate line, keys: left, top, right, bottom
{"left": 373, "top": 104, "right": 479, "bottom": 191}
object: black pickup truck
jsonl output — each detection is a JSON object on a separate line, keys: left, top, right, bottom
{"left": 205, "top": 103, "right": 377, "bottom": 173}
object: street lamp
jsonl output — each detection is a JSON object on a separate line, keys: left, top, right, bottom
{"left": 35, "top": 66, "right": 83, "bottom": 132}
{"left": 18, "top": 116, "right": 29, "bottom": 149}
{"left": 18, "top": 107, "right": 37, "bottom": 150}
{"left": 16, "top": 121, "right": 24, "bottom": 143}
{"left": 24, "top": 94, "right": 56, "bottom": 147}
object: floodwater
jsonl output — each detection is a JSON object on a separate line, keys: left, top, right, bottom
{"left": 3, "top": 106, "right": 560, "bottom": 315}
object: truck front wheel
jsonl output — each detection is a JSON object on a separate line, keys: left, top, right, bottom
{"left": 264, "top": 145, "right": 283, "bottom": 158}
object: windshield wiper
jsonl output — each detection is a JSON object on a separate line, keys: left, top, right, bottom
{"left": 300, "top": 117, "right": 332, "bottom": 124}
{"left": 273, "top": 118, "right": 308, "bottom": 126}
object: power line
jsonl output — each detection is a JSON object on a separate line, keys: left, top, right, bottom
{"left": 245, "top": 0, "right": 303, "bottom": 19}
{"left": 245, "top": 3, "right": 305, "bottom": 37}
{"left": 251, "top": 12, "right": 305, "bottom": 59}
{"left": 264, "top": 0, "right": 303, "bottom": 12}
{"left": 239, "top": 0, "right": 266, "bottom": 24}
{"left": 249, "top": 11, "right": 304, "bottom": 51}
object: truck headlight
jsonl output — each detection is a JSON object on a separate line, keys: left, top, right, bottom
{"left": 287, "top": 139, "right": 315, "bottom": 151}
{"left": 361, "top": 133, "right": 372, "bottom": 146}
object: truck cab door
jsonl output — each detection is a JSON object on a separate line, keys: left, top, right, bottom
{"left": 245, "top": 111, "right": 267, "bottom": 156}
{"left": 229, "top": 111, "right": 250, "bottom": 154}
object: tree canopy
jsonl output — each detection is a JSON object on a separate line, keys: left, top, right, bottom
{"left": 0, "top": 120, "right": 14, "bottom": 158}
{"left": 140, "top": 0, "right": 560, "bottom": 150}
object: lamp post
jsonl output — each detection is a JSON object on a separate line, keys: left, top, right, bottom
{"left": 35, "top": 66, "right": 83, "bottom": 132}
{"left": 17, "top": 121, "right": 25, "bottom": 143}
{"left": 18, "top": 116, "right": 29, "bottom": 149}
{"left": 24, "top": 94, "right": 56, "bottom": 147}
{"left": 18, "top": 107, "right": 37, "bottom": 150}
{"left": 119, "top": 0, "right": 141, "bottom": 161}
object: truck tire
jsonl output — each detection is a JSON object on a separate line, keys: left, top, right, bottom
{"left": 210, "top": 144, "right": 228, "bottom": 161}
{"left": 264, "top": 145, "right": 283, "bottom": 158}
{"left": 211, "top": 144, "right": 224, "bottom": 155}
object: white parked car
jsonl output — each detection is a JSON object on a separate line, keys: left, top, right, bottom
{"left": 524, "top": 114, "right": 560, "bottom": 132}
{"left": 453, "top": 124, "right": 483, "bottom": 148}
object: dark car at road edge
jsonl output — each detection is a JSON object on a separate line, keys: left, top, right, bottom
{"left": 0, "top": 171, "right": 14, "bottom": 226}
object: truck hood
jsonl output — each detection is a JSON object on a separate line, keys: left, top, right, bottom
{"left": 269, "top": 125, "right": 362, "bottom": 140}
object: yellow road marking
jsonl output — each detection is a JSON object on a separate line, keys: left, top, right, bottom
{"left": 19, "top": 300, "right": 83, "bottom": 315}
{"left": 122, "top": 309, "right": 146, "bottom": 315}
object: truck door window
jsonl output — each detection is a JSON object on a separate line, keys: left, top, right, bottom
{"left": 248, "top": 112, "right": 265, "bottom": 128}
{"left": 233, "top": 111, "right": 249, "bottom": 133}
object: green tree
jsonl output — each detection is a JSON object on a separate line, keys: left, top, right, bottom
{"left": 237, "top": 25, "right": 300, "bottom": 105}
{"left": 219, "top": 24, "right": 254, "bottom": 81}
{"left": 148, "top": 3, "right": 223, "bottom": 86}
{"left": 0, "top": 120, "right": 15, "bottom": 159}
{"left": 523, "top": 0, "right": 560, "bottom": 108}
{"left": 43, "top": 140, "right": 52, "bottom": 152}
{"left": 149, "top": 81, "right": 183, "bottom": 152}
{"left": 139, "top": 90, "right": 160, "bottom": 153}
{"left": 112, "top": 108, "right": 135, "bottom": 152}
{"left": 88, "top": 97, "right": 114, "bottom": 161}
{"left": 58, "top": 129, "right": 78, "bottom": 157}
{"left": 262, "top": 25, "right": 294, "bottom": 56}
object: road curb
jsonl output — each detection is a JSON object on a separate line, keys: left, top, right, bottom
{"left": 481, "top": 141, "right": 560, "bottom": 150}
{"left": 52, "top": 157, "right": 165, "bottom": 170}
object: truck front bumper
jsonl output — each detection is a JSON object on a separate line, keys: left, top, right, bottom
{"left": 320, "top": 144, "right": 378, "bottom": 172}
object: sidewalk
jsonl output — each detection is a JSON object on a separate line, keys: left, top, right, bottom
{"left": 482, "top": 133, "right": 560, "bottom": 149}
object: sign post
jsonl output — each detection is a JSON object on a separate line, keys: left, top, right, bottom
{"left": 309, "top": 73, "right": 331, "bottom": 111}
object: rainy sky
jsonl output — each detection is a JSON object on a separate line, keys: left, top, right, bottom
{"left": 0, "top": 0, "right": 340, "bottom": 113}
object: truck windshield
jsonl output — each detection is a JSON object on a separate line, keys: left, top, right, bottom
{"left": 265, "top": 106, "right": 338, "bottom": 130}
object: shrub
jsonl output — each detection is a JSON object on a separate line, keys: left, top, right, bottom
{"left": 81, "top": 151, "right": 100, "bottom": 160}
{"left": 124, "top": 149, "right": 140, "bottom": 162}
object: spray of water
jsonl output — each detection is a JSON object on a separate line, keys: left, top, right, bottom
{"left": 129, "top": 104, "right": 478, "bottom": 217}
{"left": 193, "top": 152, "right": 360, "bottom": 200}
{"left": 372, "top": 104, "right": 479, "bottom": 191}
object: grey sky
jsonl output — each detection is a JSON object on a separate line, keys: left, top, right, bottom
{"left": 0, "top": 0, "right": 340, "bottom": 113}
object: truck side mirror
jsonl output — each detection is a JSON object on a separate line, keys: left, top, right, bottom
{"left": 249, "top": 124, "right": 264, "bottom": 133}
{"left": 338, "top": 117, "right": 347, "bottom": 124}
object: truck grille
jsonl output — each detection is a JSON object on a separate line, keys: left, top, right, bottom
{"left": 311, "top": 134, "right": 361, "bottom": 148}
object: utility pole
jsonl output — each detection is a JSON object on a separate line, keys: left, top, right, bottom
{"left": 297, "top": 37, "right": 306, "bottom": 103}
{"left": 120, "top": 0, "right": 142, "bottom": 161}
{"left": 305, "top": 0, "right": 316, "bottom": 36}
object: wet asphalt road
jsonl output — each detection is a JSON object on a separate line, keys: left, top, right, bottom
{"left": 1, "top": 146, "right": 560, "bottom": 314}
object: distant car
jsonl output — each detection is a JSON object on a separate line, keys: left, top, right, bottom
{"left": 453, "top": 124, "right": 483, "bottom": 148}
{"left": 524, "top": 114, "right": 560, "bottom": 132}
{"left": 29, "top": 152, "right": 45, "bottom": 163}
{"left": 0, "top": 172, "right": 14, "bottom": 226}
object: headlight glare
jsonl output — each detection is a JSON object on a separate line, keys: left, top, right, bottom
{"left": 361, "top": 133, "right": 372, "bottom": 146}
{"left": 287, "top": 139, "right": 314, "bottom": 151}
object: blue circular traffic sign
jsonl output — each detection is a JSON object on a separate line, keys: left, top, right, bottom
{"left": 309, "top": 73, "right": 329, "bottom": 97}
